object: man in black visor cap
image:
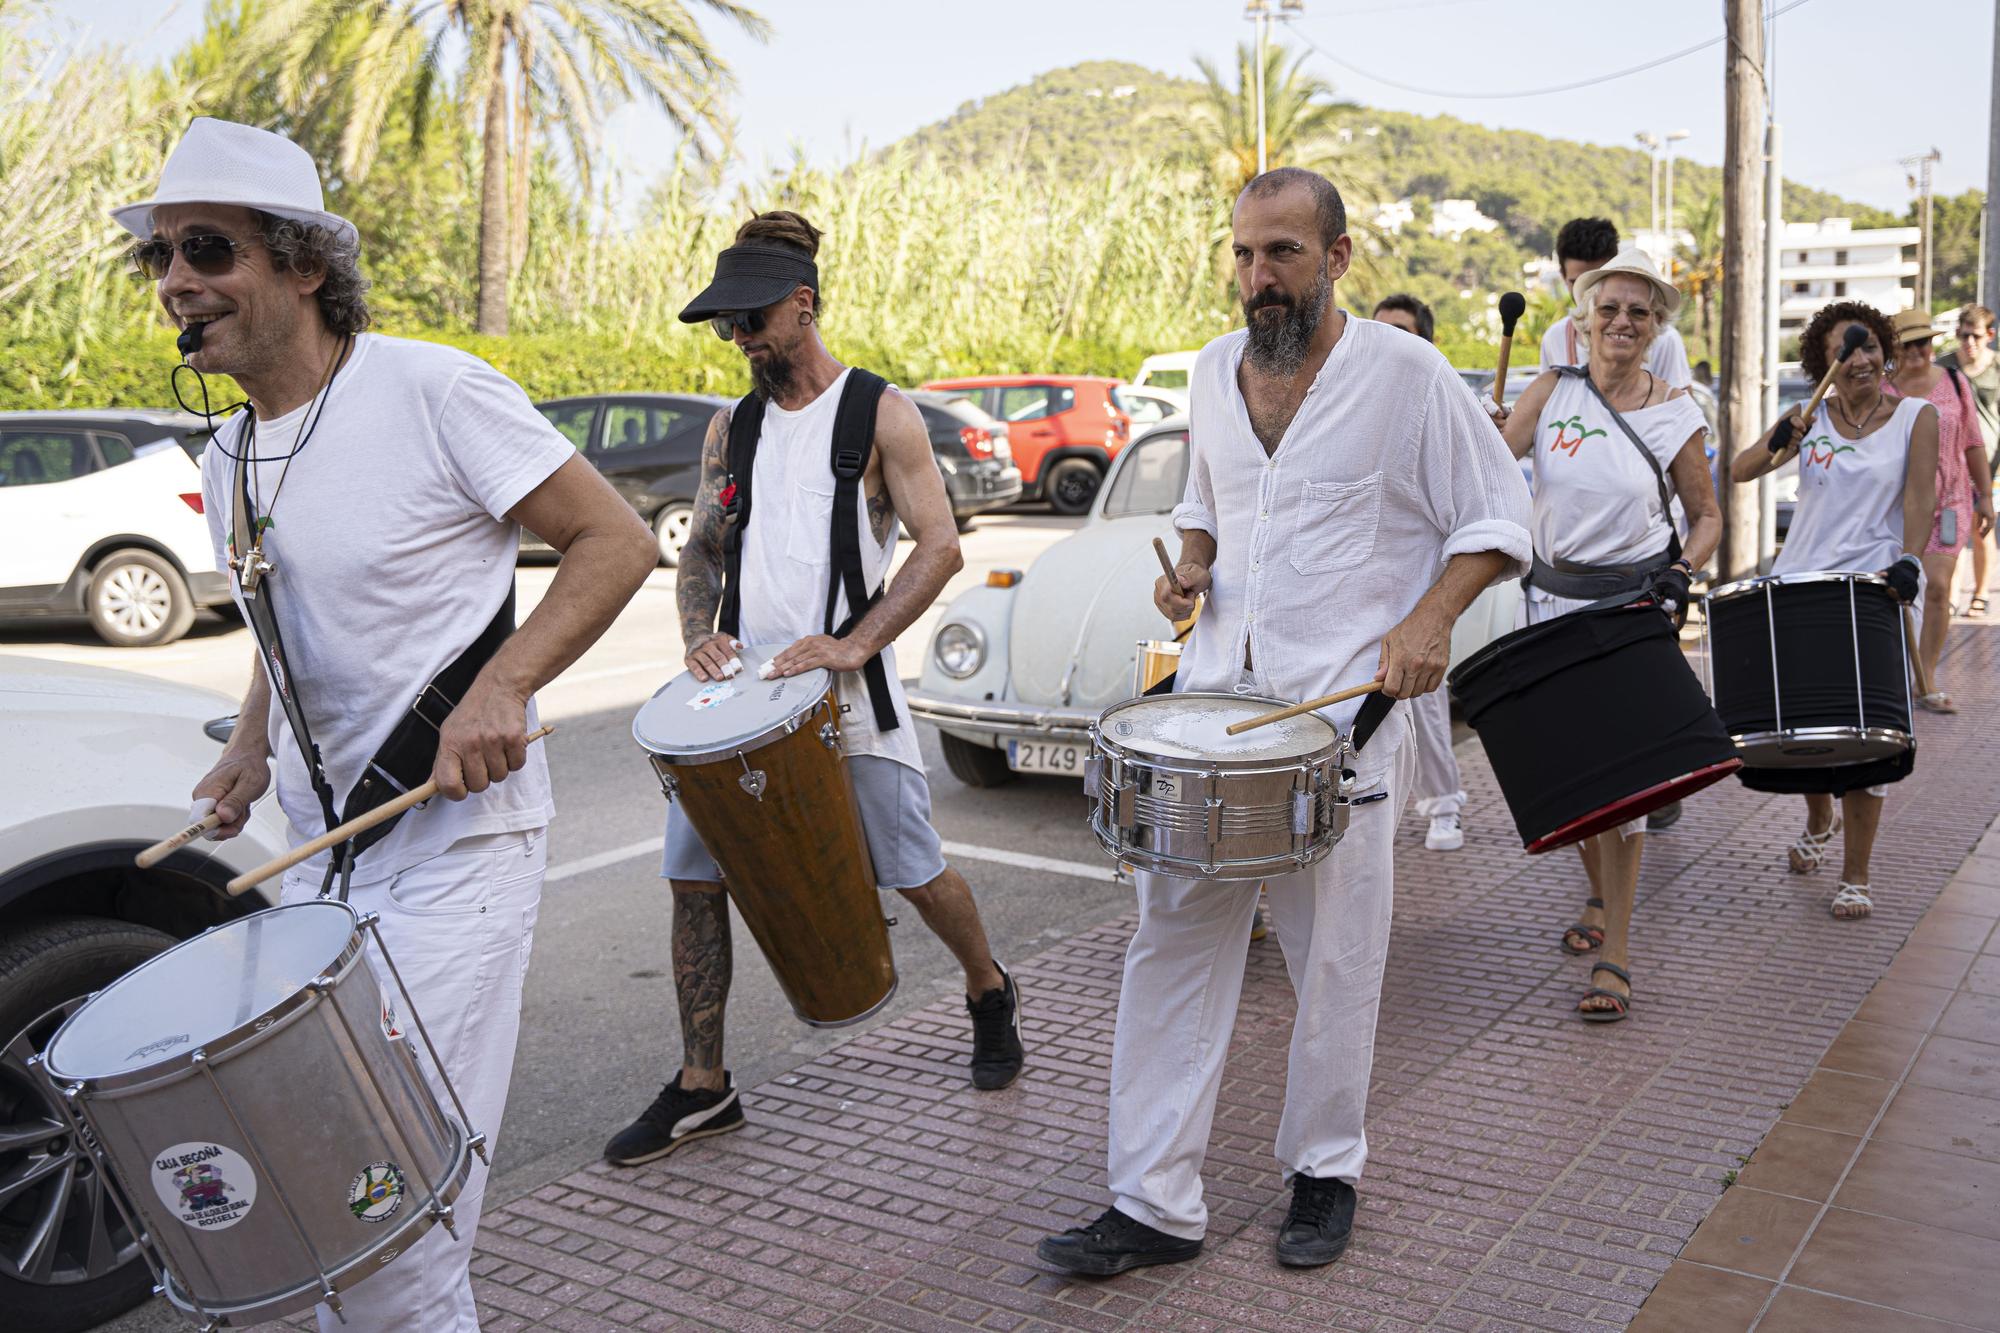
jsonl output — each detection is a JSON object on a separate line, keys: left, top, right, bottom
{"left": 604, "top": 211, "right": 1026, "bottom": 1168}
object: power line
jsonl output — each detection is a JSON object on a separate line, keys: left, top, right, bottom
{"left": 1292, "top": 0, "right": 1813, "bottom": 101}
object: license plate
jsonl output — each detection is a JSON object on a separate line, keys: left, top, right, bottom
{"left": 1008, "top": 740, "right": 1087, "bottom": 776}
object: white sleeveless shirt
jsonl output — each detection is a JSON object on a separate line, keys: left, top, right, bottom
{"left": 738, "top": 369, "right": 925, "bottom": 772}
{"left": 1774, "top": 395, "right": 1925, "bottom": 579}
{"left": 1528, "top": 371, "right": 1705, "bottom": 571}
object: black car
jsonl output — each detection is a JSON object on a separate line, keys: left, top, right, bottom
{"left": 909, "top": 390, "right": 1023, "bottom": 530}
{"left": 532, "top": 393, "right": 728, "bottom": 566}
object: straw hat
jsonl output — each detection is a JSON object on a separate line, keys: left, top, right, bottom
{"left": 111, "top": 117, "right": 356, "bottom": 246}
{"left": 1890, "top": 307, "right": 1938, "bottom": 344}
{"left": 1573, "top": 246, "right": 1682, "bottom": 318}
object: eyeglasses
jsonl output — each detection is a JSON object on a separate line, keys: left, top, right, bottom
{"left": 1594, "top": 302, "right": 1656, "bottom": 324}
{"left": 709, "top": 309, "right": 766, "bottom": 341}
{"left": 131, "top": 234, "right": 255, "bottom": 281}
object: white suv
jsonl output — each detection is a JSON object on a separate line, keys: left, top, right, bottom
{"left": 0, "top": 411, "right": 234, "bottom": 647}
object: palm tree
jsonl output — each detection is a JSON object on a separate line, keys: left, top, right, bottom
{"left": 1678, "top": 191, "right": 1724, "bottom": 364}
{"left": 1182, "top": 41, "right": 1355, "bottom": 200}
{"left": 247, "top": 0, "right": 769, "bottom": 335}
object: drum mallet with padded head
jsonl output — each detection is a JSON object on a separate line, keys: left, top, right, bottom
{"left": 1773, "top": 324, "right": 1870, "bottom": 453}
{"left": 135, "top": 811, "right": 224, "bottom": 868}
{"left": 1226, "top": 681, "right": 1384, "bottom": 736}
{"left": 1493, "top": 292, "right": 1527, "bottom": 407}
{"left": 225, "top": 725, "right": 554, "bottom": 895}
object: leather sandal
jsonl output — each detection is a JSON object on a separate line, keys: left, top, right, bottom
{"left": 1560, "top": 898, "right": 1606, "bottom": 955}
{"left": 1579, "top": 962, "right": 1632, "bottom": 1024}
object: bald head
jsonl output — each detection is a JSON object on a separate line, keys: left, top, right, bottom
{"left": 1236, "top": 167, "right": 1346, "bottom": 250}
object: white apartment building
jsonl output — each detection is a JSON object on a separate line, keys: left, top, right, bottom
{"left": 1430, "top": 198, "right": 1500, "bottom": 240}
{"left": 1777, "top": 218, "right": 1919, "bottom": 334}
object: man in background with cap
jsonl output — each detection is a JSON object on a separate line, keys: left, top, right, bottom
{"left": 125, "top": 117, "right": 658, "bottom": 1330}
{"left": 601, "top": 210, "right": 1025, "bottom": 1169}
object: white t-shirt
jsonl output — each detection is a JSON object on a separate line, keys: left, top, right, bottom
{"left": 200, "top": 333, "right": 573, "bottom": 882}
{"left": 1527, "top": 371, "right": 1706, "bottom": 574}
{"left": 1775, "top": 396, "right": 1928, "bottom": 579}
{"left": 1170, "top": 316, "right": 1532, "bottom": 731}
{"left": 1539, "top": 316, "right": 1692, "bottom": 389}
{"left": 738, "top": 370, "right": 924, "bottom": 773}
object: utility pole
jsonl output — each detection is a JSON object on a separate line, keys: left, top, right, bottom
{"left": 1762, "top": 0, "right": 1784, "bottom": 569}
{"left": 1720, "top": 0, "right": 1766, "bottom": 582}
{"left": 1244, "top": 1, "right": 1304, "bottom": 177}
{"left": 1986, "top": 3, "right": 2000, "bottom": 315}
{"left": 1637, "top": 131, "right": 1662, "bottom": 260}
{"left": 1903, "top": 148, "right": 1942, "bottom": 311}
{"left": 1665, "top": 128, "right": 1690, "bottom": 274}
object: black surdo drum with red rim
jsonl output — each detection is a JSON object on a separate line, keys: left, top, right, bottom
{"left": 1448, "top": 602, "right": 1742, "bottom": 852}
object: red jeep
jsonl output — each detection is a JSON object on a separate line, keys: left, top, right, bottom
{"left": 918, "top": 375, "right": 1130, "bottom": 515}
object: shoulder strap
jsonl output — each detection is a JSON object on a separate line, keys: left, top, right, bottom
{"left": 716, "top": 391, "right": 766, "bottom": 639}
{"left": 1557, "top": 366, "right": 1682, "bottom": 564}
{"left": 824, "top": 369, "right": 897, "bottom": 731}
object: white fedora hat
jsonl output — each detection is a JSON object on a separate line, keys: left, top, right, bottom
{"left": 1573, "top": 245, "right": 1682, "bottom": 318}
{"left": 111, "top": 117, "right": 357, "bottom": 246}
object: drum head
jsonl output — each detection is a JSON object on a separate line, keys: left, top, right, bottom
{"left": 45, "top": 901, "right": 357, "bottom": 1081}
{"left": 1098, "top": 693, "right": 1337, "bottom": 763}
{"left": 633, "top": 644, "right": 832, "bottom": 759}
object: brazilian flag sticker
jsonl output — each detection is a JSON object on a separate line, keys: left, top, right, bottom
{"left": 348, "top": 1161, "right": 406, "bottom": 1224}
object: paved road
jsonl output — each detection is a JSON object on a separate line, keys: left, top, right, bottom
{"left": 0, "top": 511, "right": 1143, "bottom": 1331}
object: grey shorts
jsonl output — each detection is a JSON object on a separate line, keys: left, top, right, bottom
{"left": 661, "top": 754, "right": 948, "bottom": 892}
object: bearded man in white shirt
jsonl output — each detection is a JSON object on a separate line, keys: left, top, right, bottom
{"left": 1038, "top": 168, "right": 1531, "bottom": 1277}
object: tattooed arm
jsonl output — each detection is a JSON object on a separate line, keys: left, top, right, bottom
{"left": 679, "top": 407, "right": 741, "bottom": 683}
{"left": 767, "top": 389, "right": 964, "bottom": 676}
{"left": 670, "top": 885, "right": 732, "bottom": 1088}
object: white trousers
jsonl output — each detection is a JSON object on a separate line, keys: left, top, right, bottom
{"left": 1408, "top": 688, "right": 1464, "bottom": 818}
{"left": 1106, "top": 715, "right": 1413, "bottom": 1240}
{"left": 281, "top": 827, "right": 547, "bottom": 1333}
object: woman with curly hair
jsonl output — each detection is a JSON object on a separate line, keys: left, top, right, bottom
{"left": 1730, "top": 301, "right": 1939, "bottom": 921}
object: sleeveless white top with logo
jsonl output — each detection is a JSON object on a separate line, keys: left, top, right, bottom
{"left": 738, "top": 368, "right": 925, "bottom": 773}
{"left": 1774, "top": 395, "right": 1925, "bottom": 579}
{"left": 1527, "top": 371, "right": 1705, "bottom": 578}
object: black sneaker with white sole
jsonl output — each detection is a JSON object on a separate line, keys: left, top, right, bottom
{"left": 602, "top": 1073, "right": 744, "bottom": 1166}
{"left": 967, "top": 962, "right": 1025, "bottom": 1090}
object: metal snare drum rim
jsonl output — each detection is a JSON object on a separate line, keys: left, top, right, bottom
{"left": 42, "top": 902, "right": 366, "bottom": 1093}
{"left": 1728, "top": 726, "right": 1914, "bottom": 767}
{"left": 636, "top": 686, "right": 835, "bottom": 767}
{"left": 1091, "top": 692, "right": 1341, "bottom": 772}
{"left": 1706, "top": 570, "right": 1891, "bottom": 605}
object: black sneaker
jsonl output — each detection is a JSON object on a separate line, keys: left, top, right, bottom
{"left": 967, "top": 962, "right": 1025, "bottom": 1090}
{"left": 602, "top": 1073, "right": 744, "bottom": 1166}
{"left": 1037, "top": 1206, "right": 1203, "bottom": 1277}
{"left": 1276, "top": 1173, "right": 1356, "bottom": 1267}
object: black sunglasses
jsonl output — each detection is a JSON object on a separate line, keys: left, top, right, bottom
{"left": 131, "top": 234, "right": 255, "bottom": 281}
{"left": 709, "top": 309, "right": 767, "bottom": 341}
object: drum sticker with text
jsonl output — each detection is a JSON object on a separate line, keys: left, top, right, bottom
{"left": 126, "top": 1032, "right": 190, "bottom": 1063}
{"left": 151, "top": 1142, "right": 256, "bottom": 1231}
{"left": 686, "top": 681, "right": 738, "bottom": 710}
{"left": 348, "top": 1162, "right": 406, "bottom": 1224}
{"left": 1545, "top": 414, "right": 1607, "bottom": 457}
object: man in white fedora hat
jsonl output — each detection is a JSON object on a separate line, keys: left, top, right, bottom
{"left": 117, "top": 116, "right": 657, "bottom": 1330}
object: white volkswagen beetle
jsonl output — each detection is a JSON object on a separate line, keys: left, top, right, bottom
{"left": 907, "top": 418, "right": 1521, "bottom": 787}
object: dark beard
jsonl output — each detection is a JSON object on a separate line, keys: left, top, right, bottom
{"left": 1242, "top": 271, "right": 1331, "bottom": 378}
{"left": 750, "top": 348, "right": 796, "bottom": 400}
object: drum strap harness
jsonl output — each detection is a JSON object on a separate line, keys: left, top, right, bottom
{"left": 229, "top": 416, "right": 517, "bottom": 897}
{"left": 1526, "top": 366, "right": 1681, "bottom": 602}
{"left": 719, "top": 368, "right": 901, "bottom": 731}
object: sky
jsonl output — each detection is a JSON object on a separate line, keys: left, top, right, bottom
{"left": 42, "top": 0, "right": 1998, "bottom": 221}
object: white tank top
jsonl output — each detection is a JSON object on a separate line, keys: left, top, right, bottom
{"left": 739, "top": 369, "right": 923, "bottom": 771}
{"left": 1774, "top": 395, "right": 1923, "bottom": 579}
{"left": 1528, "top": 371, "right": 1705, "bottom": 570}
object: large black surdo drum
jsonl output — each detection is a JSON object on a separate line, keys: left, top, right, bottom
{"left": 1703, "top": 572, "right": 1915, "bottom": 795}
{"left": 1448, "top": 602, "right": 1742, "bottom": 852}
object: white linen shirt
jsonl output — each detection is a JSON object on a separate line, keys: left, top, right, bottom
{"left": 1171, "top": 316, "right": 1532, "bottom": 731}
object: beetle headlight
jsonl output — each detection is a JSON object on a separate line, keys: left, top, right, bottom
{"left": 934, "top": 622, "right": 985, "bottom": 679}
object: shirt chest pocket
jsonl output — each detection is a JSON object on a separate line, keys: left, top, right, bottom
{"left": 784, "top": 481, "right": 837, "bottom": 567}
{"left": 1288, "top": 474, "right": 1382, "bottom": 576}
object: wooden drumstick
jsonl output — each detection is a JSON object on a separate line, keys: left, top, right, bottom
{"left": 1493, "top": 291, "right": 1526, "bottom": 407}
{"left": 1152, "top": 537, "right": 1186, "bottom": 596}
{"left": 1778, "top": 324, "right": 1872, "bottom": 452}
{"left": 135, "top": 812, "right": 224, "bottom": 868}
{"left": 1225, "top": 681, "right": 1384, "bottom": 736}
{"left": 1905, "top": 607, "right": 1934, "bottom": 699}
{"left": 224, "top": 725, "right": 554, "bottom": 896}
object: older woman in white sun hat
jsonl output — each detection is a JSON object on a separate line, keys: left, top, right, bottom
{"left": 1499, "top": 247, "right": 1720, "bottom": 1023}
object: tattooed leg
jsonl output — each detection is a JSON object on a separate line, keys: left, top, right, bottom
{"left": 670, "top": 880, "right": 732, "bottom": 1090}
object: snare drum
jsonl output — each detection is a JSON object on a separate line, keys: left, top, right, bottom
{"left": 38, "top": 902, "right": 475, "bottom": 1327}
{"left": 1705, "top": 572, "right": 1913, "bottom": 770}
{"left": 1088, "top": 693, "right": 1350, "bottom": 880}
{"left": 634, "top": 645, "right": 896, "bottom": 1027}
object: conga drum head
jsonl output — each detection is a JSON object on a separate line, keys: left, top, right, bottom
{"left": 46, "top": 900, "right": 357, "bottom": 1082}
{"left": 1097, "top": 692, "right": 1338, "bottom": 766}
{"left": 633, "top": 644, "right": 833, "bottom": 763}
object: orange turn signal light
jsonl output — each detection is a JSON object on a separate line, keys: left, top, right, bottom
{"left": 987, "top": 569, "right": 1022, "bottom": 588}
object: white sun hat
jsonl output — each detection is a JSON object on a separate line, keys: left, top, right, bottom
{"left": 1573, "top": 245, "right": 1682, "bottom": 319}
{"left": 111, "top": 117, "right": 357, "bottom": 246}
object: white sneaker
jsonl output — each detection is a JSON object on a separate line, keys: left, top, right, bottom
{"left": 1425, "top": 813, "right": 1464, "bottom": 851}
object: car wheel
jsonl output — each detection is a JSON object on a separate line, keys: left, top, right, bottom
{"left": 941, "top": 733, "right": 1015, "bottom": 788}
{"left": 653, "top": 503, "right": 696, "bottom": 569}
{"left": 0, "top": 917, "right": 177, "bottom": 1332}
{"left": 1043, "top": 460, "right": 1102, "bottom": 516}
{"left": 87, "top": 549, "right": 194, "bottom": 647}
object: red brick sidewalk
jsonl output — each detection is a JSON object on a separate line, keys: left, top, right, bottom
{"left": 462, "top": 624, "right": 2000, "bottom": 1332}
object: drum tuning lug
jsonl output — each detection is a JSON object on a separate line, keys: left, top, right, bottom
{"left": 307, "top": 975, "right": 336, "bottom": 994}
{"left": 356, "top": 911, "right": 380, "bottom": 930}
{"left": 653, "top": 764, "right": 681, "bottom": 802}
{"left": 434, "top": 1201, "right": 460, "bottom": 1239}
{"left": 819, "top": 721, "right": 842, "bottom": 751}
{"left": 469, "top": 1132, "right": 489, "bottom": 1163}
{"left": 737, "top": 759, "right": 767, "bottom": 801}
